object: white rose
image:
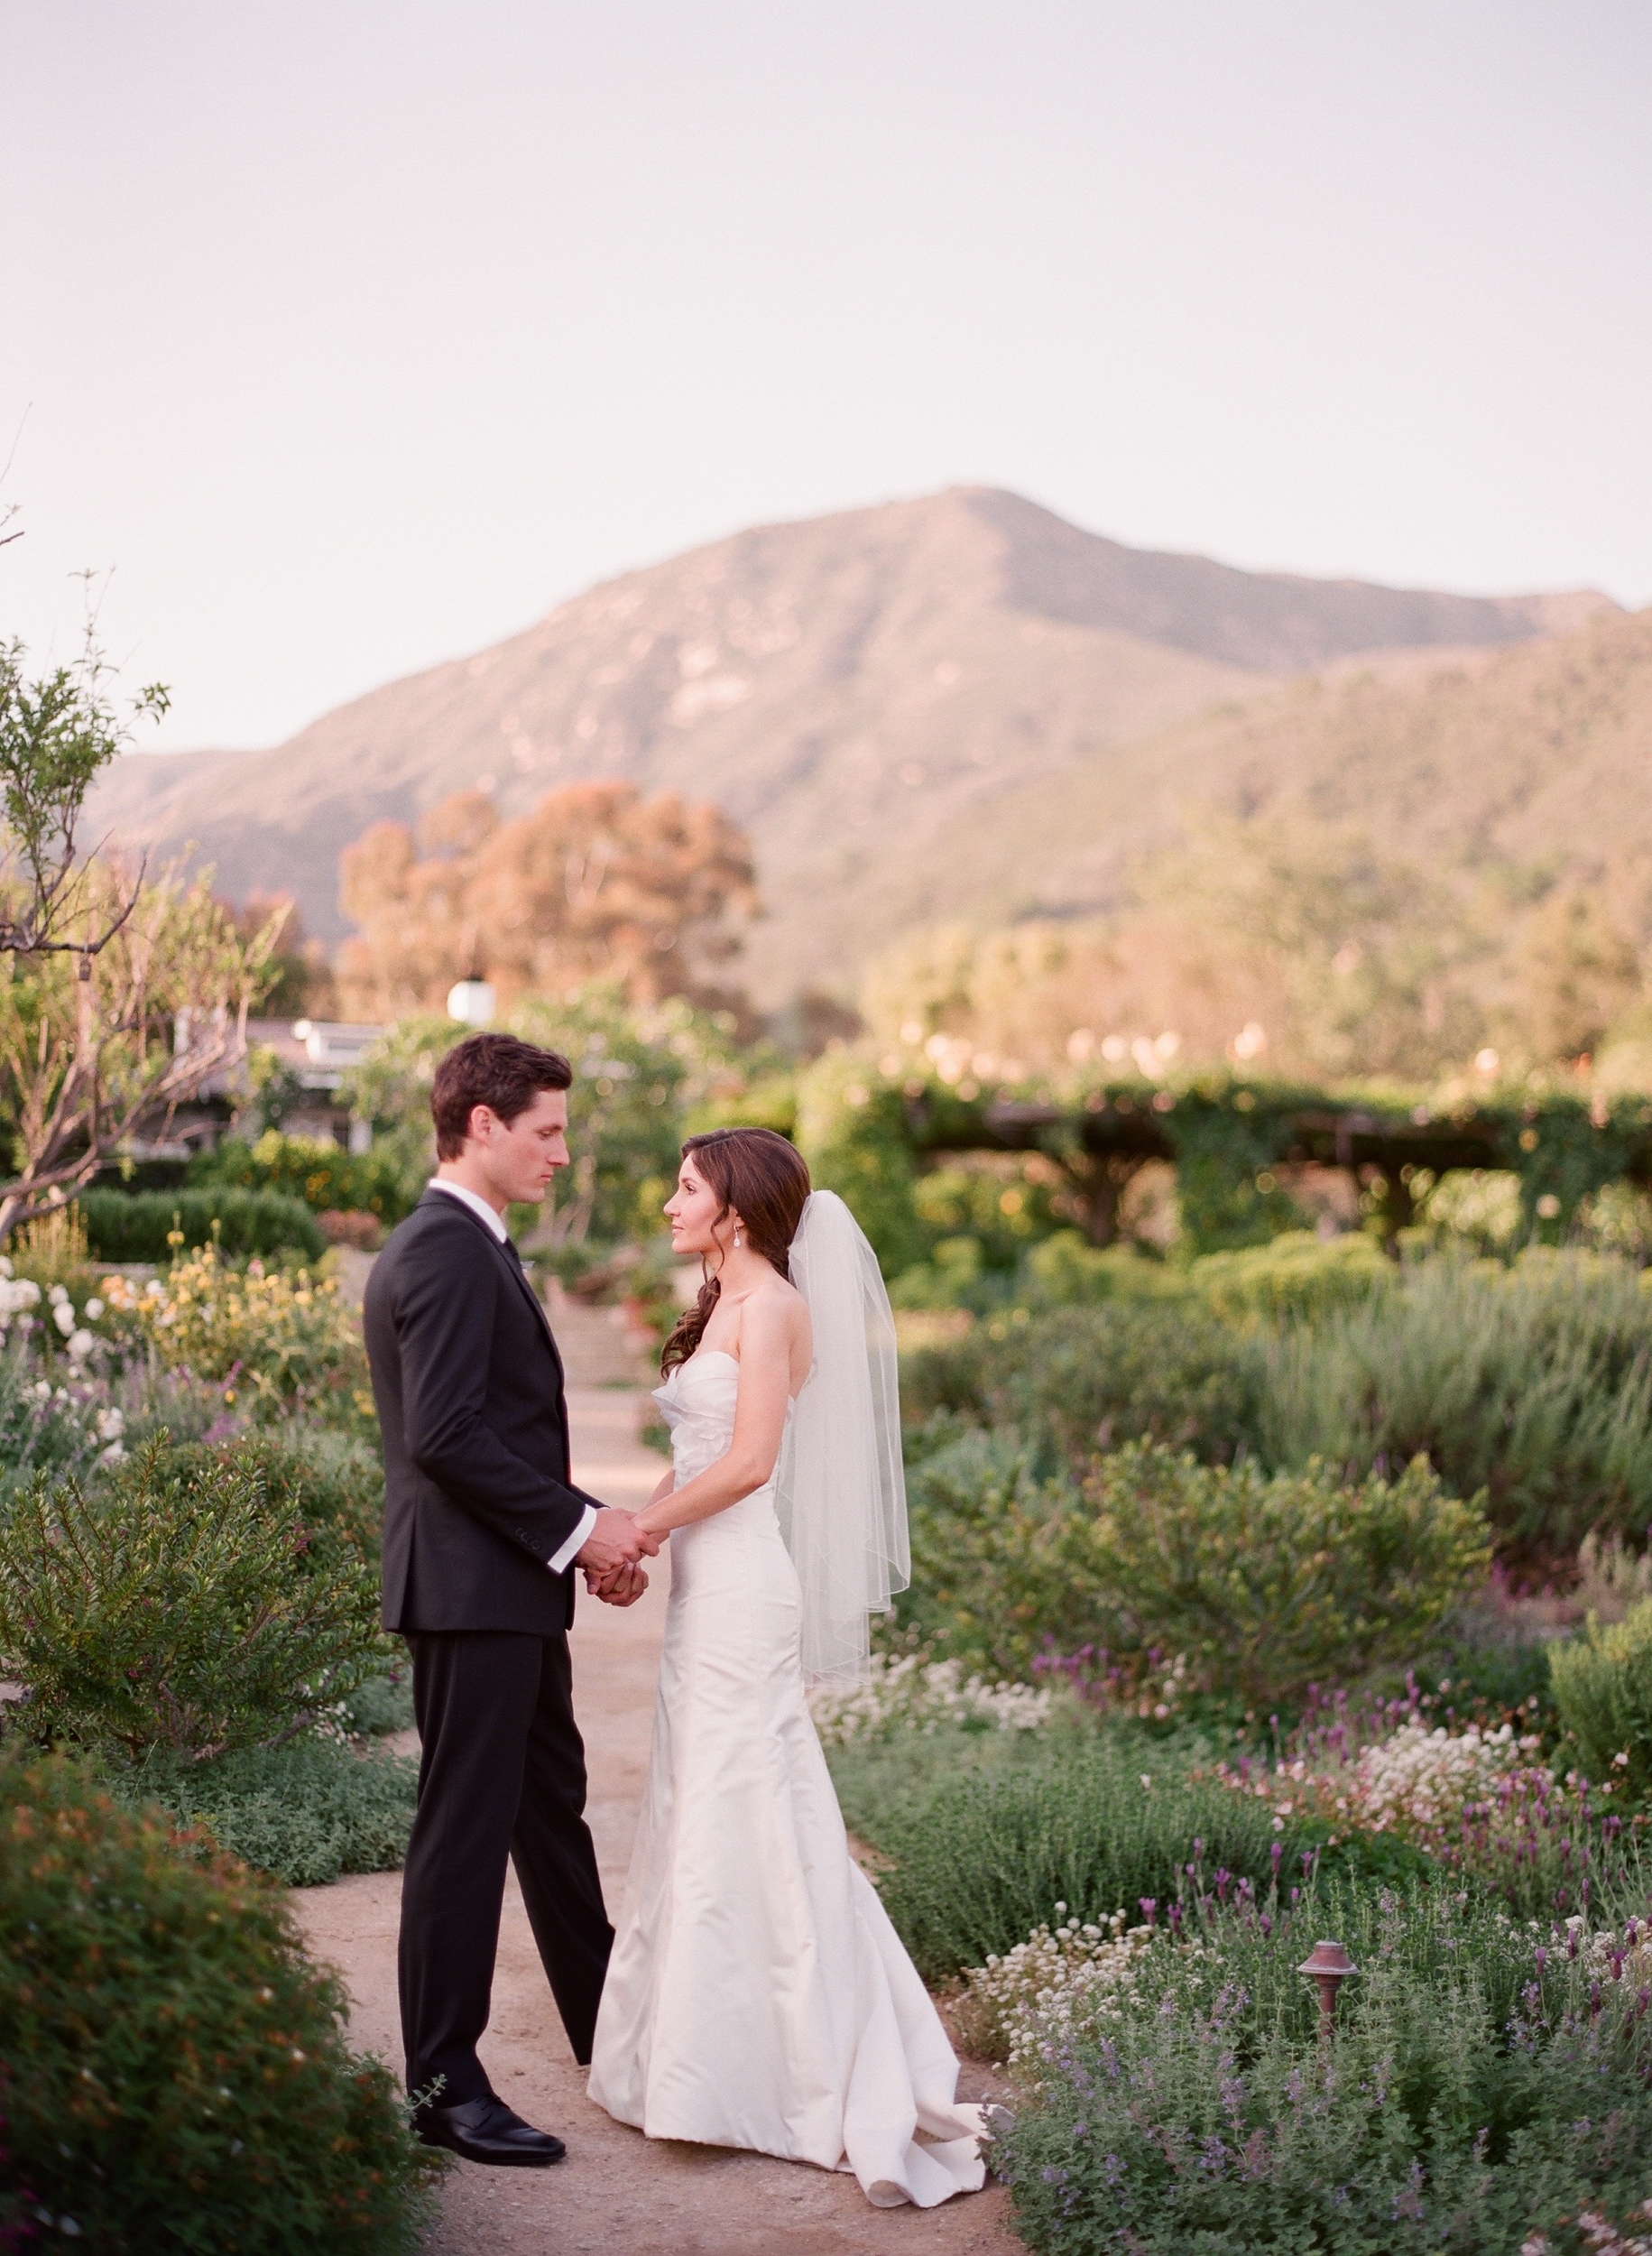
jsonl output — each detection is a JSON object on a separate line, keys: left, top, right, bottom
{"left": 84, "top": 1297, "right": 105, "bottom": 1319}
{"left": 0, "top": 1255, "right": 12, "bottom": 1278}
{"left": 48, "top": 1284, "right": 69, "bottom": 1307}
{"left": 67, "top": 1330, "right": 95, "bottom": 1361}
{"left": 53, "top": 1301, "right": 78, "bottom": 1336}
{"left": 97, "top": 1406, "right": 126, "bottom": 1440}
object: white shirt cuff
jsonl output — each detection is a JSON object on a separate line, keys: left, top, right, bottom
{"left": 548, "top": 1503, "right": 598, "bottom": 1576}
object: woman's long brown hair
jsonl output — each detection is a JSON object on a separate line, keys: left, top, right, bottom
{"left": 660, "top": 1128, "right": 811, "bottom": 1373}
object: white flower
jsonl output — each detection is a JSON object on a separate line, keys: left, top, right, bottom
{"left": 97, "top": 1439, "right": 125, "bottom": 1466}
{"left": 84, "top": 1297, "right": 105, "bottom": 1319}
{"left": 48, "top": 1282, "right": 69, "bottom": 1304}
{"left": 96, "top": 1407, "right": 125, "bottom": 1441}
{"left": 53, "top": 1300, "right": 78, "bottom": 1336}
{"left": 956, "top": 1910, "right": 1159, "bottom": 2069}
{"left": 66, "top": 1329, "right": 94, "bottom": 1362}
{"left": 0, "top": 1279, "right": 41, "bottom": 1314}
{"left": 808, "top": 1653, "right": 1054, "bottom": 1747}
{"left": 31, "top": 1380, "right": 51, "bottom": 1401}
{"left": 143, "top": 1278, "right": 166, "bottom": 1299}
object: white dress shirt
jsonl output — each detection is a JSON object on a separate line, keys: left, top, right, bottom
{"left": 426, "top": 1177, "right": 596, "bottom": 1576}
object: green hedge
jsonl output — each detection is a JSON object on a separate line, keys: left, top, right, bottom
{"left": 78, "top": 1187, "right": 326, "bottom": 1262}
{"left": 189, "top": 1130, "right": 413, "bottom": 1222}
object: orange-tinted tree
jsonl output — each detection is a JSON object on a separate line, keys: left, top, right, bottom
{"left": 336, "top": 781, "right": 757, "bottom": 1018}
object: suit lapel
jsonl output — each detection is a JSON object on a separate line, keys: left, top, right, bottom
{"left": 419, "top": 1190, "right": 566, "bottom": 1389}
{"left": 493, "top": 1235, "right": 566, "bottom": 1388}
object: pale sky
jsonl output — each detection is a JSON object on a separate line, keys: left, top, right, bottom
{"left": 3, "top": 0, "right": 1648, "bottom": 753}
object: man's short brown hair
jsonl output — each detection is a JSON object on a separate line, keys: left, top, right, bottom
{"left": 430, "top": 1032, "right": 574, "bottom": 1160}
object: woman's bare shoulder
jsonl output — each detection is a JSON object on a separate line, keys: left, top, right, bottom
{"left": 742, "top": 1271, "right": 807, "bottom": 1330}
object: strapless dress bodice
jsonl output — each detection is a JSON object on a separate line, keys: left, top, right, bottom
{"left": 652, "top": 1348, "right": 743, "bottom": 1486}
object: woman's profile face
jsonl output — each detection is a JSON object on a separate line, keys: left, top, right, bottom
{"left": 664, "top": 1157, "right": 734, "bottom": 1256}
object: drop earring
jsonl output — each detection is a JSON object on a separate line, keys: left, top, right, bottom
{"left": 733, "top": 1225, "right": 743, "bottom": 1248}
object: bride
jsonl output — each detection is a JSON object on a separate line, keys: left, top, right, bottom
{"left": 586, "top": 1127, "right": 986, "bottom": 2207}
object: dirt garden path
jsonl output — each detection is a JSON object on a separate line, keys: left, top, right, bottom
{"left": 292, "top": 1291, "right": 1022, "bottom": 2256}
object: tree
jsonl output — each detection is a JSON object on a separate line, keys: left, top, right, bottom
{"left": 1513, "top": 887, "right": 1642, "bottom": 1065}
{"left": 0, "top": 623, "right": 279, "bottom": 1239}
{"left": 335, "top": 781, "right": 757, "bottom": 1018}
{"left": 337, "top": 985, "right": 742, "bottom": 1245}
{"left": 0, "top": 858, "right": 280, "bottom": 1240}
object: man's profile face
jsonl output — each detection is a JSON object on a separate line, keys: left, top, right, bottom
{"left": 469, "top": 1088, "right": 570, "bottom": 1205}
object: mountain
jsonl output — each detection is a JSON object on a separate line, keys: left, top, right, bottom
{"left": 924, "top": 603, "right": 1652, "bottom": 939}
{"left": 88, "top": 487, "right": 1618, "bottom": 1004}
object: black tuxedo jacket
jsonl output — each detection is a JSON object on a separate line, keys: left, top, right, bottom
{"left": 365, "top": 1189, "right": 600, "bottom": 1634}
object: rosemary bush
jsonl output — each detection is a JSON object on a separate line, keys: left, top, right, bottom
{"left": 0, "top": 1442, "right": 383, "bottom": 1759}
{"left": 1259, "top": 1250, "right": 1652, "bottom": 1566}
{"left": 866, "top": 1737, "right": 1332, "bottom": 1981}
{"left": 900, "top": 1300, "right": 1262, "bottom": 1472}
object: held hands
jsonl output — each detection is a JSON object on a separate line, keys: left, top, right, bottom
{"left": 575, "top": 1506, "right": 660, "bottom": 1606}
{"left": 584, "top": 1558, "right": 651, "bottom": 1607}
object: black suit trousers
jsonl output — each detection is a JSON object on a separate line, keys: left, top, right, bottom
{"left": 399, "top": 1630, "right": 614, "bottom": 2103}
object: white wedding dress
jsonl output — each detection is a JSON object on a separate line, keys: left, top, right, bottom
{"left": 586, "top": 1349, "right": 986, "bottom": 2206}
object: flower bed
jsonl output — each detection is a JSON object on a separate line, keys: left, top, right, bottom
{"left": 992, "top": 1878, "right": 1652, "bottom": 2256}
{"left": 99, "top": 1244, "right": 372, "bottom": 1428}
{"left": 808, "top": 1650, "right": 1053, "bottom": 1746}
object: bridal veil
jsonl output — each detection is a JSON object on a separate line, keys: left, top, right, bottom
{"left": 774, "top": 1188, "right": 910, "bottom": 1685}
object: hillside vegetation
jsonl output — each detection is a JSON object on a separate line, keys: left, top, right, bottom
{"left": 88, "top": 486, "right": 1614, "bottom": 1006}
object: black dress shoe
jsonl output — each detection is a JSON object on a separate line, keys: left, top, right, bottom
{"left": 416, "top": 2094, "right": 568, "bottom": 2167}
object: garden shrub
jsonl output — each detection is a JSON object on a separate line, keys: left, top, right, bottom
{"left": 0, "top": 1442, "right": 384, "bottom": 1759}
{"left": 1186, "top": 1225, "right": 1392, "bottom": 1327}
{"left": 997, "top": 1877, "right": 1652, "bottom": 2256}
{"left": 898, "top": 1431, "right": 1488, "bottom": 1698}
{"left": 0, "top": 1752, "right": 437, "bottom": 2252}
{"left": 189, "top": 1128, "right": 413, "bottom": 1225}
{"left": 1549, "top": 1596, "right": 1652, "bottom": 1798}
{"left": 337, "top": 1663, "right": 416, "bottom": 1737}
{"left": 117, "top": 1737, "right": 419, "bottom": 1888}
{"left": 900, "top": 1300, "right": 1263, "bottom": 1470}
{"left": 100, "top": 1241, "right": 374, "bottom": 1428}
{"left": 155, "top": 1424, "right": 386, "bottom": 1566}
{"left": 864, "top": 1736, "right": 1332, "bottom": 1980}
{"left": 1017, "top": 1231, "right": 1186, "bottom": 1309}
{"left": 78, "top": 1186, "right": 326, "bottom": 1262}
{"left": 897, "top": 1428, "right": 1081, "bottom": 1673}
{"left": 1068, "top": 1445, "right": 1490, "bottom": 1708}
{"left": 1260, "top": 1249, "right": 1652, "bottom": 1564}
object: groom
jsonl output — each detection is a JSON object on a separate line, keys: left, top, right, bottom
{"left": 364, "top": 1031, "right": 659, "bottom": 2167}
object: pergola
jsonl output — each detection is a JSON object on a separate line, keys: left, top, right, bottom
{"left": 893, "top": 1078, "right": 1652, "bottom": 1248}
